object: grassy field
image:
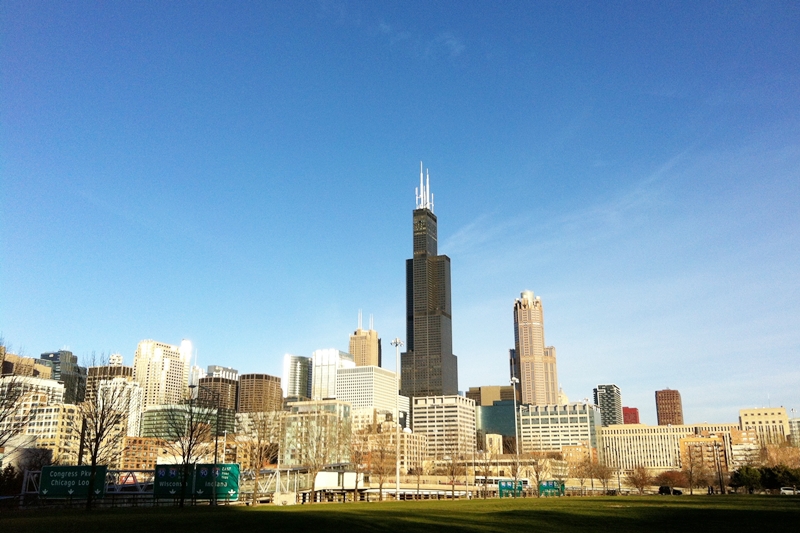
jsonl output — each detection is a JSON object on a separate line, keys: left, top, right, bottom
{"left": 2, "top": 496, "right": 799, "bottom": 533}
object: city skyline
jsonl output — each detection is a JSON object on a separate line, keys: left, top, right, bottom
{"left": 2, "top": 3, "right": 799, "bottom": 426}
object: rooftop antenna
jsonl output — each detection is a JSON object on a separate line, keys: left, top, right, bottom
{"left": 369, "top": 314, "right": 374, "bottom": 330}
{"left": 415, "top": 161, "right": 434, "bottom": 212}
{"left": 358, "top": 309, "right": 363, "bottom": 330}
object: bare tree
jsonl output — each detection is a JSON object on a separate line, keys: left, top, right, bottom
{"left": 78, "top": 379, "right": 132, "bottom": 509}
{"left": 626, "top": 465, "right": 651, "bottom": 495}
{"left": 571, "top": 456, "right": 592, "bottom": 496}
{"left": 350, "top": 426, "right": 372, "bottom": 502}
{"left": 0, "top": 378, "right": 30, "bottom": 453}
{"left": 682, "top": 444, "right": 712, "bottom": 495}
{"left": 239, "top": 411, "right": 282, "bottom": 505}
{"left": 525, "top": 451, "right": 559, "bottom": 498}
{"left": 476, "top": 449, "right": 495, "bottom": 498}
{"left": 409, "top": 461, "right": 427, "bottom": 500}
{"left": 163, "top": 396, "right": 215, "bottom": 507}
{"left": 370, "top": 427, "right": 395, "bottom": 501}
{"left": 593, "top": 461, "right": 614, "bottom": 494}
{"left": 284, "top": 406, "right": 350, "bottom": 504}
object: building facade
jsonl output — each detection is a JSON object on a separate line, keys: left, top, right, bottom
{"left": 85, "top": 364, "right": 134, "bottom": 404}
{"left": 401, "top": 165, "right": 458, "bottom": 398}
{"left": 517, "top": 402, "right": 602, "bottom": 453}
{"left": 40, "top": 350, "right": 87, "bottom": 404}
{"left": 623, "top": 406, "right": 640, "bottom": 424}
{"left": 133, "top": 339, "right": 193, "bottom": 411}
{"left": 655, "top": 389, "right": 684, "bottom": 426}
{"left": 281, "top": 400, "right": 351, "bottom": 467}
{"left": 1, "top": 353, "right": 53, "bottom": 379}
{"left": 466, "top": 385, "right": 516, "bottom": 407}
{"left": 739, "top": 407, "right": 790, "bottom": 445}
{"left": 310, "top": 349, "right": 355, "bottom": 400}
{"left": 599, "top": 423, "right": 743, "bottom": 473}
{"left": 349, "top": 313, "right": 382, "bottom": 367}
{"left": 282, "top": 354, "right": 312, "bottom": 400}
{"left": 594, "top": 384, "right": 623, "bottom": 426}
{"left": 237, "top": 373, "right": 282, "bottom": 413}
{"left": 411, "top": 395, "right": 476, "bottom": 459}
{"left": 512, "top": 291, "right": 558, "bottom": 405}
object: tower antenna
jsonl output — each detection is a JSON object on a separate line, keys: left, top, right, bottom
{"left": 358, "top": 309, "right": 363, "bottom": 330}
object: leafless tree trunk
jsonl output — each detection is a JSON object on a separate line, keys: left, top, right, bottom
{"left": 0, "top": 377, "right": 32, "bottom": 453}
{"left": 240, "top": 411, "right": 281, "bottom": 505}
{"left": 371, "top": 428, "right": 395, "bottom": 501}
{"left": 626, "top": 465, "right": 651, "bottom": 495}
{"left": 164, "top": 395, "right": 215, "bottom": 507}
{"left": 285, "top": 408, "right": 350, "bottom": 504}
{"left": 350, "top": 427, "right": 372, "bottom": 502}
{"left": 78, "top": 380, "right": 132, "bottom": 510}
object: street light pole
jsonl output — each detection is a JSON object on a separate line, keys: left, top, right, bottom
{"left": 391, "top": 338, "right": 404, "bottom": 501}
{"left": 510, "top": 377, "right": 520, "bottom": 456}
{"left": 510, "top": 376, "right": 520, "bottom": 497}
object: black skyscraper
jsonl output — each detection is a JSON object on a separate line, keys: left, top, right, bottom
{"left": 401, "top": 165, "right": 458, "bottom": 398}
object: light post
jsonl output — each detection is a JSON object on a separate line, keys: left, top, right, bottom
{"left": 510, "top": 377, "right": 520, "bottom": 497}
{"left": 189, "top": 383, "right": 221, "bottom": 506}
{"left": 510, "top": 377, "right": 520, "bottom": 457}
{"left": 391, "top": 337, "right": 404, "bottom": 501}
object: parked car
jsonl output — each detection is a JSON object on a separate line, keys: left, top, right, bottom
{"left": 658, "top": 486, "right": 682, "bottom": 495}
{"left": 780, "top": 487, "right": 797, "bottom": 495}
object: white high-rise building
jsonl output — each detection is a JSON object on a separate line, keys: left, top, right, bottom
{"left": 97, "top": 377, "right": 143, "bottom": 437}
{"left": 411, "top": 395, "right": 476, "bottom": 459}
{"left": 310, "top": 349, "right": 355, "bottom": 400}
{"left": 336, "top": 366, "right": 409, "bottom": 430}
{"left": 133, "top": 339, "right": 193, "bottom": 411}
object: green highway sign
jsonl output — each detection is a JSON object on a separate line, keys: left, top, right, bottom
{"left": 153, "top": 464, "right": 240, "bottom": 501}
{"left": 39, "top": 466, "right": 107, "bottom": 498}
{"left": 194, "top": 464, "right": 240, "bottom": 501}
{"left": 154, "top": 464, "right": 194, "bottom": 498}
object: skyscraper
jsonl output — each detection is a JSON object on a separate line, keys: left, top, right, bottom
{"left": 133, "top": 339, "right": 192, "bottom": 412}
{"left": 238, "top": 373, "right": 283, "bottom": 413}
{"left": 40, "top": 350, "right": 87, "bottom": 404}
{"left": 310, "top": 348, "right": 355, "bottom": 400}
{"left": 401, "top": 164, "right": 458, "bottom": 398}
{"left": 655, "top": 389, "right": 684, "bottom": 425}
{"left": 594, "top": 384, "right": 623, "bottom": 426}
{"left": 512, "top": 291, "right": 558, "bottom": 405}
{"left": 282, "top": 354, "right": 312, "bottom": 400}
{"left": 349, "top": 311, "right": 382, "bottom": 367}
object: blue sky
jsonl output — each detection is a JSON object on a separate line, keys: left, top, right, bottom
{"left": 2, "top": 1, "right": 798, "bottom": 425}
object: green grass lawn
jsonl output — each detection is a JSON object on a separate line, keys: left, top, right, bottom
{"left": 2, "top": 496, "right": 799, "bottom": 533}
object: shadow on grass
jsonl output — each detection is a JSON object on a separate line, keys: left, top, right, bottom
{"left": 2, "top": 496, "right": 799, "bottom": 533}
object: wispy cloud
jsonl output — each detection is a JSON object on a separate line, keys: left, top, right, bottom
{"left": 432, "top": 32, "right": 465, "bottom": 57}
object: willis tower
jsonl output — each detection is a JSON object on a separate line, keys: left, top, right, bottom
{"left": 401, "top": 163, "right": 458, "bottom": 398}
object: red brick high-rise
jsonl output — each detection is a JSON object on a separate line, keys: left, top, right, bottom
{"left": 655, "top": 389, "right": 684, "bottom": 425}
{"left": 623, "top": 406, "right": 640, "bottom": 424}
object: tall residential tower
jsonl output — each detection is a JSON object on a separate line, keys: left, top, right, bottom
{"left": 594, "top": 384, "right": 623, "bottom": 426}
{"left": 400, "top": 164, "right": 458, "bottom": 398}
{"left": 512, "top": 291, "right": 558, "bottom": 405}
